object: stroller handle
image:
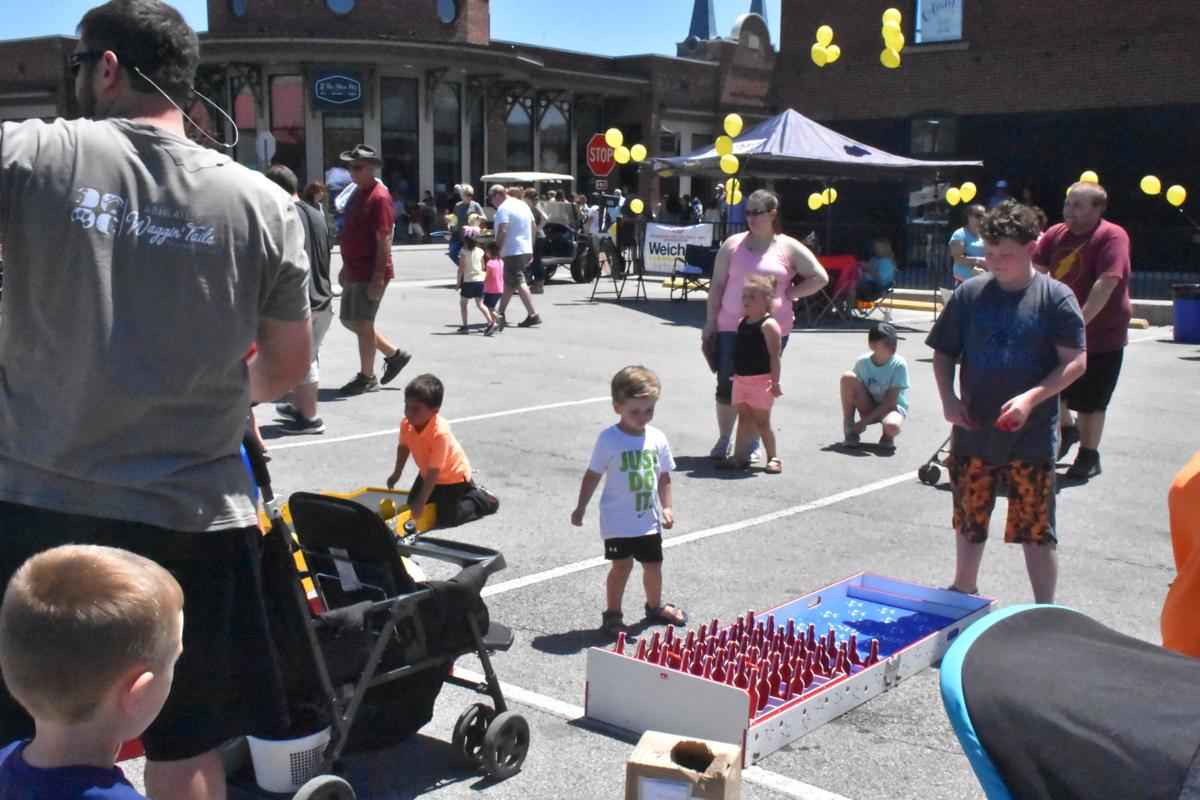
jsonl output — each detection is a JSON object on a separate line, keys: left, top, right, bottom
{"left": 242, "top": 431, "right": 275, "bottom": 502}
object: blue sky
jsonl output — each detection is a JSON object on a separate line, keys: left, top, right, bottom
{"left": 0, "top": 0, "right": 782, "bottom": 56}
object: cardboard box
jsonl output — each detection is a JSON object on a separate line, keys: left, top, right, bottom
{"left": 625, "top": 731, "right": 741, "bottom": 800}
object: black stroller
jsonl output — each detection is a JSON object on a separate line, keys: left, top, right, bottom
{"left": 940, "top": 604, "right": 1200, "bottom": 799}
{"left": 244, "top": 438, "right": 530, "bottom": 788}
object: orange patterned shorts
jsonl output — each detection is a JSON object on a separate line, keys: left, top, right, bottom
{"left": 949, "top": 456, "right": 1057, "bottom": 546}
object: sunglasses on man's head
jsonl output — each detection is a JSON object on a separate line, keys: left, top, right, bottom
{"left": 68, "top": 51, "right": 105, "bottom": 76}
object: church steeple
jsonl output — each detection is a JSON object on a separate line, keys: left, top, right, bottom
{"left": 687, "top": 0, "right": 717, "bottom": 40}
{"left": 749, "top": 0, "right": 768, "bottom": 27}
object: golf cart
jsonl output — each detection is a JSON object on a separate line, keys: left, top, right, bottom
{"left": 478, "top": 172, "right": 599, "bottom": 283}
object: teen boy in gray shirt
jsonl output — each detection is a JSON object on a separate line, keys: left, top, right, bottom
{"left": 926, "top": 201, "right": 1086, "bottom": 605}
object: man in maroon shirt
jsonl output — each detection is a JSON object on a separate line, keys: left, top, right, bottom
{"left": 1033, "top": 182, "right": 1131, "bottom": 479}
{"left": 336, "top": 145, "right": 410, "bottom": 395}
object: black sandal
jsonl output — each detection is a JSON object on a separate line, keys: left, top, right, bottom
{"left": 644, "top": 603, "right": 688, "bottom": 626}
{"left": 600, "top": 610, "right": 625, "bottom": 636}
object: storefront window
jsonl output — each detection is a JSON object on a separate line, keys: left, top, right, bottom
{"left": 381, "top": 77, "right": 419, "bottom": 202}
{"left": 539, "top": 101, "right": 569, "bottom": 174}
{"left": 231, "top": 77, "right": 257, "bottom": 168}
{"left": 469, "top": 95, "right": 486, "bottom": 188}
{"left": 432, "top": 81, "right": 461, "bottom": 205}
{"left": 506, "top": 98, "right": 533, "bottom": 171}
{"left": 269, "top": 75, "right": 305, "bottom": 179}
{"left": 322, "top": 113, "right": 362, "bottom": 192}
{"left": 911, "top": 116, "right": 957, "bottom": 155}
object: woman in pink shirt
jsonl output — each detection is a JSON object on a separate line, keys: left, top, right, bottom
{"left": 700, "top": 190, "right": 828, "bottom": 461}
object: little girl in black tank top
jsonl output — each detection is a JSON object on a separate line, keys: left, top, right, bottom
{"left": 720, "top": 274, "right": 784, "bottom": 473}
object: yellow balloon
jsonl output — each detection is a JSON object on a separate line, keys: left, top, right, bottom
{"left": 720, "top": 154, "right": 739, "bottom": 175}
{"left": 808, "top": 193, "right": 824, "bottom": 211}
{"left": 1167, "top": 185, "right": 1187, "bottom": 207}
{"left": 659, "top": 170, "right": 674, "bottom": 178}
{"left": 613, "top": 145, "right": 630, "bottom": 164}
{"left": 724, "top": 178, "right": 741, "bottom": 196}
{"left": 1140, "top": 175, "right": 1162, "bottom": 195}
{"left": 1079, "top": 170, "right": 1099, "bottom": 184}
{"left": 604, "top": 128, "right": 623, "bottom": 149}
{"left": 715, "top": 136, "right": 734, "bottom": 156}
{"left": 882, "top": 7, "right": 902, "bottom": 25}
{"left": 816, "top": 25, "right": 834, "bottom": 47}
{"left": 630, "top": 198, "right": 644, "bottom": 214}
{"left": 811, "top": 44, "right": 829, "bottom": 67}
{"left": 945, "top": 187, "right": 961, "bottom": 206}
{"left": 959, "top": 181, "right": 977, "bottom": 202}
{"left": 630, "top": 143, "right": 647, "bottom": 162}
{"left": 826, "top": 44, "right": 842, "bottom": 63}
{"left": 730, "top": 190, "right": 743, "bottom": 206}
{"left": 885, "top": 29, "right": 905, "bottom": 51}
{"left": 822, "top": 187, "right": 838, "bottom": 204}
{"left": 881, "top": 48, "right": 901, "bottom": 69}
{"left": 882, "top": 20, "right": 901, "bottom": 37}
{"left": 724, "top": 113, "right": 743, "bottom": 138}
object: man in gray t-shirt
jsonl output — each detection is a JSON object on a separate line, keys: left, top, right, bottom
{"left": 926, "top": 201, "right": 1085, "bottom": 606}
{"left": 0, "top": 2, "right": 310, "bottom": 797}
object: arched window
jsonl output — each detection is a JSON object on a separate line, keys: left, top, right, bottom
{"left": 539, "top": 101, "right": 569, "bottom": 174}
{"left": 506, "top": 98, "right": 533, "bottom": 171}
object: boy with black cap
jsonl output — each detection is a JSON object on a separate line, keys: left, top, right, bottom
{"left": 840, "top": 322, "right": 909, "bottom": 452}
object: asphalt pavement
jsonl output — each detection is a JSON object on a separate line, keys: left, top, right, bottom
{"left": 220, "top": 245, "right": 1195, "bottom": 799}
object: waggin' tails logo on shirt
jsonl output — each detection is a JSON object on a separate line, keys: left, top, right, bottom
{"left": 71, "top": 187, "right": 217, "bottom": 247}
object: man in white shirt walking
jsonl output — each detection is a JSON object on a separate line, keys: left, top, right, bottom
{"left": 489, "top": 184, "right": 541, "bottom": 328}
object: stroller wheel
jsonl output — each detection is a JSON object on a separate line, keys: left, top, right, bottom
{"left": 451, "top": 702, "right": 494, "bottom": 771}
{"left": 918, "top": 464, "right": 942, "bottom": 486}
{"left": 482, "top": 711, "right": 530, "bottom": 780}
{"left": 290, "top": 775, "right": 355, "bottom": 800}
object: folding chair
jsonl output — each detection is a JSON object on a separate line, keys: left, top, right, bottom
{"left": 799, "top": 254, "right": 858, "bottom": 326}
{"left": 670, "top": 244, "right": 718, "bottom": 301}
{"left": 852, "top": 284, "right": 894, "bottom": 322}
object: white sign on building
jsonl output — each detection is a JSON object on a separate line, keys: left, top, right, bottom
{"left": 915, "top": 0, "right": 963, "bottom": 43}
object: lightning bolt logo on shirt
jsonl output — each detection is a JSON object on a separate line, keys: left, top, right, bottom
{"left": 1051, "top": 244, "right": 1086, "bottom": 282}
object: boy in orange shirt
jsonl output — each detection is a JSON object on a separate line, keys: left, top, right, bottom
{"left": 386, "top": 374, "right": 498, "bottom": 526}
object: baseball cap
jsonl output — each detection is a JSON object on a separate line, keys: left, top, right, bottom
{"left": 868, "top": 322, "right": 900, "bottom": 346}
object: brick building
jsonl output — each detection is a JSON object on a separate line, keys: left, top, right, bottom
{"left": 775, "top": 0, "right": 1200, "bottom": 275}
{"left": 0, "top": 0, "right": 777, "bottom": 211}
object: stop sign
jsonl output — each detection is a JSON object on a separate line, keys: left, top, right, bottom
{"left": 586, "top": 133, "right": 615, "bottom": 177}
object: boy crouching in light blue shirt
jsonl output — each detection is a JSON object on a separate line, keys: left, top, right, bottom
{"left": 840, "top": 323, "right": 910, "bottom": 451}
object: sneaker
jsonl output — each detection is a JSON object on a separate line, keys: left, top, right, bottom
{"left": 747, "top": 440, "right": 763, "bottom": 464}
{"left": 496, "top": 314, "right": 507, "bottom": 331}
{"left": 517, "top": 314, "right": 543, "bottom": 328}
{"left": 709, "top": 436, "right": 731, "bottom": 459}
{"left": 457, "top": 325, "right": 470, "bottom": 335}
{"left": 274, "top": 402, "right": 301, "bottom": 421}
{"left": 1065, "top": 447, "right": 1102, "bottom": 479}
{"left": 278, "top": 414, "right": 325, "bottom": 435}
{"left": 1057, "top": 424, "right": 1080, "bottom": 460}
{"left": 842, "top": 428, "right": 860, "bottom": 447}
{"left": 380, "top": 350, "right": 411, "bottom": 385}
{"left": 878, "top": 434, "right": 896, "bottom": 452}
{"left": 483, "top": 322, "right": 497, "bottom": 337}
{"left": 339, "top": 373, "right": 379, "bottom": 396}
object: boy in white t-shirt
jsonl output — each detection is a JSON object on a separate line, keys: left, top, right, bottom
{"left": 840, "top": 323, "right": 910, "bottom": 452}
{"left": 572, "top": 366, "right": 688, "bottom": 637}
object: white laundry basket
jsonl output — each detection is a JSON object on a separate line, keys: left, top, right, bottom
{"left": 246, "top": 727, "right": 331, "bottom": 794}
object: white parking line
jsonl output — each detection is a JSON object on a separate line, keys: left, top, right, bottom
{"left": 270, "top": 396, "right": 610, "bottom": 450}
{"left": 482, "top": 470, "right": 917, "bottom": 598}
{"left": 452, "top": 666, "right": 856, "bottom": 799}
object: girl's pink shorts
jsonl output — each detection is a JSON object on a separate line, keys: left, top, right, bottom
{"left": 732, "top": 374, "right": 775, "bottom": 411}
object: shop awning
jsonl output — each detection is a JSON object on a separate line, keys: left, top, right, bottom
{"left": 651, "top": 108, "right": 981, "bottom": 181}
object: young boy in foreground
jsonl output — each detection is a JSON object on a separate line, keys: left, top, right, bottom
{"left": 386, "top": 373, "right": 498, "bottom": 526}
{"left": 0, "top": 545, "right": 184, "bottom": 799}
{"left": 572, "top": 366, "right": 687, "bottom": 636}
{"left": 926, "top": 202, "right": 1086, "bottom": 604}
